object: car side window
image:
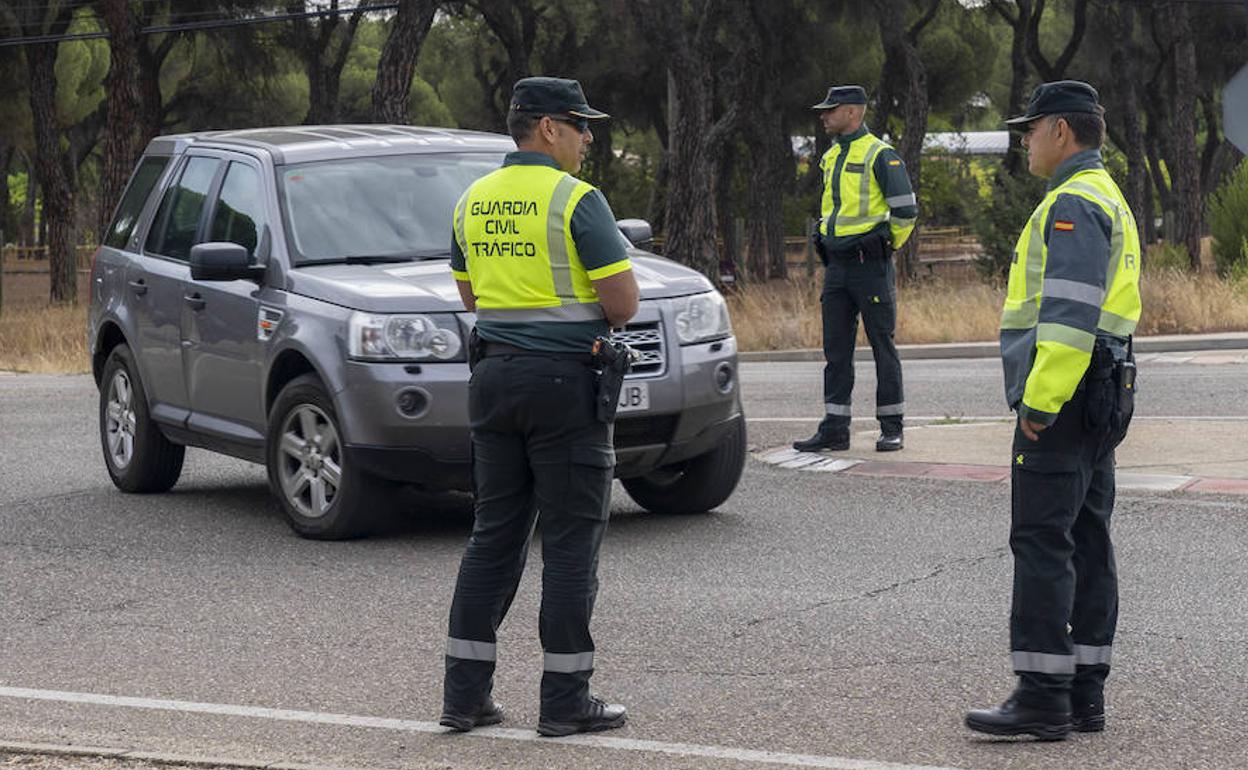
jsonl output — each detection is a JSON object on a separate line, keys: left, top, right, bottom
{"left": 208, "top": 162, "right": 267, "bottom": 257}
{"left": 104, "top": 156, "right": 170, "bottom": 249}
{"left": 145, "top": 156, "right": 222, "bottom": 261}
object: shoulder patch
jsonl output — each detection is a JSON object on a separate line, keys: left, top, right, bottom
{"left": 1053, "top": 220, "right": 1075, "bottom": 232}
{"left": 888, "top": 159, "right": 901, "bottom": 166}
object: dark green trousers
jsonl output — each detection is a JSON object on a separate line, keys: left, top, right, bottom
{"left": 443, "top": 353, "right": 615, "bottom": 718}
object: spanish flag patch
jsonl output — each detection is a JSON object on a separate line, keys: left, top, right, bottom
{"left": 1054, "top": 220, "right": 1075, "bottom": 232}
{"left": 888, "top": 159, "right": 901, "bottom": 166}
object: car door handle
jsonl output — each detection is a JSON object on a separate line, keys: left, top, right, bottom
{"left": 183, "top": 293, "right": 206, "bottom": 311}
{"left": 128, "top": 279, "right": 147, "bottom": 295}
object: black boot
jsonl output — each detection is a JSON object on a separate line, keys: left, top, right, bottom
{"left": 965, "top": 694, "right": 1071, "bottom": 741}
{"left": 440, "top": 699, "right": 504, "bottom": 732}
{"left": 537, "top": 696, "right": 627, "bottom": 737}
{"left": 1072, "top": 689, "right": 1105, "bottom": 732}
{"left": 793, "top": 424, "right": 850, "bottom": 452}
{"left": 875, "top": 430, "right": 903, "bottom": 452}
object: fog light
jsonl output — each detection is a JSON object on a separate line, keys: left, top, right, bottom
{"left": 395, "top": 387, "right": 430, "bottom": 418}
{"left": 713, "top": 362, "right": 735, "bottom": 394}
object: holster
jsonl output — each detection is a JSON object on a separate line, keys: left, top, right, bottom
{"left": 1082, "top": 338, "right": 1136, "bottom": 450}
{"left": 591, "top": 335, "right": 635, "bottom": 423}
{"left": 467, "top": 327, "right": 484, "bottom": 372}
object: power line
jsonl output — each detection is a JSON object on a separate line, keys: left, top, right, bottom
{"left": 0, "top": 2, "right": 399, "bottom": 48}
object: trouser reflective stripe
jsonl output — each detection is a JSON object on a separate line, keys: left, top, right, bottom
{"left": 544, "top": 651, "right": 595, "bottom": 673}
{"left": 876, "top": 402, "right": 905, "bottom": 416}
{"left": 1074, "top": 644, "right": 1112, "bottom": 666}
{"left": 824, "top": 402, "right": 852, "bottom": 416}
{"left": 1012, "top": 650, "right": 1076, "bottom": 675}
{"left": 446, "top": 637, "right": 497, "bottom": 661}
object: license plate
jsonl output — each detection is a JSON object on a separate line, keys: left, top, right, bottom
{"left": 617, "top": 381, "right": 649, "bottom": 413}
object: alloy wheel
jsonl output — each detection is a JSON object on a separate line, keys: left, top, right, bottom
{"left": 277, "top": 404, "right": 343, "bottom": 519}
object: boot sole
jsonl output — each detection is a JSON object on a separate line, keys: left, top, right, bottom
{"left": 965, "top": 715, "right": 1071, "bottom": 741}
{"left": 537, "top": 712, "right": 627, "bottom": 737}
{"left": 440, "top": 711, "right": 503, "bottom": 732}
{"left": 792, "top": 443, "right": 850, "bottom": 452}
{"left": 1073, "top": 714, "right": 1105, "bottom": 732}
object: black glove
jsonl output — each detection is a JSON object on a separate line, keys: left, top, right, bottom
{"left": 811, "top": 231, "right": 828, "bottom": 265}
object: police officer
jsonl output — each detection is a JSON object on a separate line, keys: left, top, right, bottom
{"left": 966, "top": 81, "right": 1141, "bottom": 740}
{"left": 794, "top": 86, "right": 917, "bottom": 454}
{"left": 440, "top": 76, "right": 639, "bottom": 738}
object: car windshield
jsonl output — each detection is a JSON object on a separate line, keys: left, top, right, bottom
{"left": 277, "top": 152, "right": 504, "bottom": 264}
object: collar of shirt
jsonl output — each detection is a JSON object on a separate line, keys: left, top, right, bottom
{"left": 503, "top": 150, "right": 561, "bottom": 169}
{"left": 837, "top": 124, "right": 870, "bottom": 146}
{"left": 1047, "top": 148, "right": 1103, "bottom": 191}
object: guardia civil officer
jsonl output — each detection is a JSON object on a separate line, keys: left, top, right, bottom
{"left": 794, "top": 86, "right": 917, "bottom": 454}
{"left": 440, "top": 77, "right": 639, "bottom": 737}
{"left": 965, "top": 81, "right": 1141, "bottom": 740}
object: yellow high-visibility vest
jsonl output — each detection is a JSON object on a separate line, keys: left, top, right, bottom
{"left": 1001, "top": 166, "right": 1142, "bottom": 417}
{"left": 454, "top": 164, "right": 617, "bottom": 323}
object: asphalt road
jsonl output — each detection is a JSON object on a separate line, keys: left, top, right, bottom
{"left": 0, "top": 357, "right": 1246, "bottom": 770}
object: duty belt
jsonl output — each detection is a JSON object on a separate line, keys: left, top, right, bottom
{"left": 481, "top": 341, "right": 594, "bottom": 365}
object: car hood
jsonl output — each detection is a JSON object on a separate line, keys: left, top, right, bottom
{"left": 286, "top": 251, "right": 714, "bottom": 313}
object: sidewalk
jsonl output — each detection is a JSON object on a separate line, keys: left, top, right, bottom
{"left": 755, "top": 417, "right": 1248, "bottom": 496}
{"left": 739, "top": 331, "right": 1248, "bottom": 362}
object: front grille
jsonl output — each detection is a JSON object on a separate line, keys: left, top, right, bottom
{"left": 612, "top": 322, "right": 665, "bottom": 378}
{"left": 613, "top": 414, "right": 678, "bottom": 449}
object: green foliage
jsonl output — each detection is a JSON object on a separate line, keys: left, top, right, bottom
{"left": 1144, "top": 242, "right": 1192, "bottom": 273}
{"left": 1206, "top": 158, "right": 1248, "bottom": 275}
{"left": 970, "top": 167, "right": 1048, "bottom": 279}
{"left": 916, "top": 155, "right": 981, "bottom": 226}
{"left": 54, "top": 9, "right": 107, "bottom": 126}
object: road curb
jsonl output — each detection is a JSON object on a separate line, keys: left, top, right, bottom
{"left": 0, "top": 740, "right": 373, "bottom": 770}
{"left": 752, "top": 447, "right": 1248, "bottom": 497}
{"left": 739, "top": 332, "right": 1248, "bottom": 362}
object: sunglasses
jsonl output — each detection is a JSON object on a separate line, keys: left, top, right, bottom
{"left": 548, "top": 115, "right": 591, "bottom": 134}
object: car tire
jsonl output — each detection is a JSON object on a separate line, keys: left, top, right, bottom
{"left": 621, "top": 414, "right": 746, "bottom": 515}
{"left": 99, "top": 343, "right": 186, "bottom": 493}
{"left": 266, "top": 374, "right": 390, "bottom": 540}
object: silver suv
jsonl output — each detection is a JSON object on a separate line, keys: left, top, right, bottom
{"left": 89, "top": 125, "right": 745, "bottom": 539}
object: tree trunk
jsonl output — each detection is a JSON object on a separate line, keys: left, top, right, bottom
{"left": 26, "top": 39, "right": 78, "bottom": 303}
{"left": 988, "top": 0, "right": 1033, "bottom": 176}
{"left": 99, "top": 0, "right": 146, "bottom": 240}
{"left": 285, "top": 0, "right": 368, "bottom": 125}
{"left": 631, "top": 0, "right": 738, "bottom": 283}
{"left": 21, "top": 153, "right": 36, "bottom": 246}
{"left": 1105, "top": 3, "right": 1150, "bottom": 243}
{"left": 371, "top": 0, "right": 437, "bottom": 124}
{"left": 875, "top": 0, "right": 939, "bottom": 282}
{"left": 1163, "top": 2, "right": 1203, "bottom": 269}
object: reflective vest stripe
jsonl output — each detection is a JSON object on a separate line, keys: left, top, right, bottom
{"left": 547, "top": 174, "right": 581, "bottom": 303}
{"left": 1036, "top": 321, "right": 1096, "bottom": 353}
{"left": 855, "top": 140, "right": 887, "bottom": 221}
{"left": 1043, "top": 278, "right": 1105, "bottom": 307}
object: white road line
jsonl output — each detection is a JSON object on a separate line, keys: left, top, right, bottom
{"left": 746, "top": 415, "right": 1248, "bottom": 422}
{"left": 0, "top": 685, "right": 974, "bottom": 770}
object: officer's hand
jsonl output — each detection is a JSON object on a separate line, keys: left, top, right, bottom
{"left": 1019, "top": 417, "right": 1047, "bottom": 442}
{"left": 811, "top": 232, "right": 827, "bottom": 265}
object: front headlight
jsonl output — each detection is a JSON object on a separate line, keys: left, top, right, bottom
{"left": 348, "top": 312, "right": 463, "bottom": 361}
{"left": 672, "top": 291, "right": 732, "bottom": 344}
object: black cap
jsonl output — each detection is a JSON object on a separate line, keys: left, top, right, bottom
{"left": 510, "top": 76, "right": 608, "bottom": 119}
{"left": 1005, "top": 80, "right": 1101, "bottom": 127}
{"left": 812, "top": 85, "right": 867, "bottom": 110}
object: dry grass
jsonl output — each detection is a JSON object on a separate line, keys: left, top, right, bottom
{"left": 0, "top": 303, "right": 91, "bottom": 374}
{"left": 728, "top": 269, "right": 1248, "bottom": 351}
{"left": 0, "top": 267, "right": 1244, "bottom": 374}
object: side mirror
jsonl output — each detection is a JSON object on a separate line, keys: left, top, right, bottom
{"left": 190, "top": 242, "right": 265, "bottom": 282}
{"left": 616, "top": 218, "right": 653, "bottom": 250}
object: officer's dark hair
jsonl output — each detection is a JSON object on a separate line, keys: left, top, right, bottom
{"left": 1054, "top": 107, "right": 1106, "bottom": 150}
{"left": 507, "top": 108, "right": 541, "bottom": 143}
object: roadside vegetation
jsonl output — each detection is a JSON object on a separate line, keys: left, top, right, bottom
{"left": 2, "top": 261, "right": 1245, "bottom": 375}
